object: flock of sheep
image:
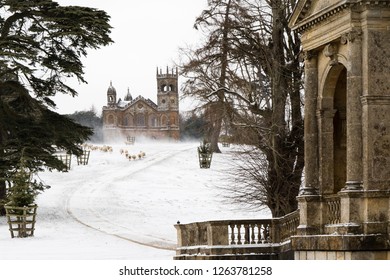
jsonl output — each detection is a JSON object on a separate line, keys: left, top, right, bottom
{"left": 81, "top": 143, "right": 113, "bottom": 153}
{"left": 119, "top": 148, "right": 146, "bottom": 160}
{"left": 80, "top": 143, "right": 146, "bottom": 161}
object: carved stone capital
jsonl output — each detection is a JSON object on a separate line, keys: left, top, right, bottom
{"left": 341, "top": 30, "right": 362, "bottom": 44}
{"left": 299, "top": 50, "right": 317, "bottom": 62}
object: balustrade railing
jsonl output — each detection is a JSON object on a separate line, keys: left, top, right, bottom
{"left": 228, "top": 220, "right": 272, "bottom": 245}
{"left": 276, "top": 210, "right": 301, "bottom": 242}
{"left": 324, "top": 195, "right": 341, "bottom": 224}
{"left": 173, "top": 192, "right": 349, "bottom": 260}
{"left": 174, "top": 210, "right": 300, "bottom": 258}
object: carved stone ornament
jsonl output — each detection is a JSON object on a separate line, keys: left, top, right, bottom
{"left": 323, "top": 43, "right": 338, "bottom": 66}
{"left": 299, "top": 50, "right": 317, "bottom": 62}
{"left": 341, "top": 30, "right": 362, "bottom": 45}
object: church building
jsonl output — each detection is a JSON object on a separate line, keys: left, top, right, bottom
{"left": 102, "top": 67, "right": 180, "bottom": 141}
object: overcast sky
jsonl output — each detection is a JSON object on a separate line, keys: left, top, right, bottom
{"left": 54, "top": 0, "right": 208, "bottom": 115}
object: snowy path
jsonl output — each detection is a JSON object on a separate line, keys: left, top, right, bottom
{"left": 65, "top": 143, "right": 196, "bottom": 250}
{"left": 0, "top": 141, "right": 268, "bottom": 259}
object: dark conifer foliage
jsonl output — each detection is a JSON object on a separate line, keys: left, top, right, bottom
{"left": 179, "top": 112, "right": 207, "bottom": 140}
{"left": 0, "top": 0, "right": 113, "bottom": 208}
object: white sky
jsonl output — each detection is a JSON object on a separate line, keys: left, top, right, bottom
{"left": 54, "top": 0, "right": 208, "bottom": 115}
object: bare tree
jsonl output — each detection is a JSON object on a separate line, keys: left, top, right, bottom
{"left": 223, "top": 0, "right": 304, "bottom": 217}
{"left": 179, "top": 0, "right": 303, "bottom": 217}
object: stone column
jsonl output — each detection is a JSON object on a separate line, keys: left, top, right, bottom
{"left": 317, "top": 109, "right": 337, "bottom": 194}
{"left": 296, "top": 51, "right": 321, "bottom": 235}
{"left": 337, "top": 30, "right": 364, "bottom": 231}
{"left": 342, "top": 30, "right": 363, "bottom": 191}
{"left": 300, "top": 51, "right": 319, "bottom": 195}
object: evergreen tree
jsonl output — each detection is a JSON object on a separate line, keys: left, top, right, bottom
{"left": 179, "top": 0, "right": 243, "bottom": 153}
{"left": 0, "top": 0, "right": 113, "bottom": 210}
{"left": 179, "top": 112, "right": 207, "bottom": 140}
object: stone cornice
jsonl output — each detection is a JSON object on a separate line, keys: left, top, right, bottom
{"left": 289, "top": 0, "right": 312, "bottom": 24}
{"left": 291, "top": 0, "right": 390, "bottom": 33}
{"left": 361, "top": 96, "right": 390, "bottom": 105}
{"left": 292, "top": 1, "right": 351, "bottom": 33}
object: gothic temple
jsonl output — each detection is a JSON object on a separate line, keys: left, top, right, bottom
{"left": 102, "top": 67, "right": 180, "bottom": 141}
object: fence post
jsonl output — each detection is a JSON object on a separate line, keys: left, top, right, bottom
{"left": 271, "top": 218, "right": 281, "bottom": 243}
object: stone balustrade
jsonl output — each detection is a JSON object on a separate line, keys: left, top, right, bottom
{"left": 324, "top": 195, "right": 341, "bottom": 225}
{"left": 174, "top": 210, "right": 299, "bottom": 260}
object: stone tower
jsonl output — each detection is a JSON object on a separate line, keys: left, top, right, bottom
{"left": 289, "top": 0, "right": 390, "bottom": 260}
{"left": 107, "top": 81, "right": 117, "bottom": 107}
{"left": 156, "top": 67, "right": 180, "bottom": 137}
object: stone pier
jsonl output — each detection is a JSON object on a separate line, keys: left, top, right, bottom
{"left": 289, "top": 0, "right": 390, "bottom": 260}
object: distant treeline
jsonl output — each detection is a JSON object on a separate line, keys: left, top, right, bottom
{"left": 179, "top": 112, "right": 207, "bottom": 140}
{"left": 66, "top": 108, "right": 103, "bottom": 143}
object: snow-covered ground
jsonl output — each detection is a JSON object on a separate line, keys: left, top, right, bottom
{"left": 0, "top": 140, "right": 269, "bottom": 260}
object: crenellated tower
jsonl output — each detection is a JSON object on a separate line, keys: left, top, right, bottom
{"left": 156, "top": 66, "right": 179, "bottom": 111}
{"left": 156, "top": 67, "right": 180, "bottom": 139}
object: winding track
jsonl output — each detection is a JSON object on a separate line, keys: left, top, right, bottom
{"left": 64, "top": 143, "right": 196, "bottom": 251}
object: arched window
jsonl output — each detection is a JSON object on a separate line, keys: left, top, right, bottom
{"left": 161, "top": 115, "right": 167, "bottom": 126}
{"left": 136, "top": 114, "right": 145, "bottom": 126}
{"left": 123, "top": 114, "right": 132, "bottom": 126}
{"left": 170, "top": 115, "right": 177, "bottom": 125}
{"left": 128, "top": 115, "right": 133, "bottom": 126}
{"left": 150, "top": 115, "right": 157, "bottom": 127}
{"left": 107, "top": 115, "right": 115, "bottom": 125}
{"left": 161, "top": 84, "right": 168, "bottom": 92}
{"left": 169, "top": 84, "right": 175, "bottom": 92}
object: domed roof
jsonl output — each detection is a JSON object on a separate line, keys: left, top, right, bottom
{"left": 107, "top": 81, "right": 116, "bottom": 94}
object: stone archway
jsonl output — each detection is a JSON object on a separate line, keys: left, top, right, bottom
{"left": 331, "top": 67, "right": 347, "bottom": 193}
{"left": 318, "top": 64, "right": 347, "bottom": 194}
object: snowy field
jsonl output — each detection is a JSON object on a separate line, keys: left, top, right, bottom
{"left": 0, "top": 139, "right": 270, "bottom": 260}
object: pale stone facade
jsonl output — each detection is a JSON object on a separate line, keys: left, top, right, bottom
{"left": 102, "top": 68, "right": 180, "bottom": 141}
{"left": 289, "top": 0, "right": 390, "bottom": 259}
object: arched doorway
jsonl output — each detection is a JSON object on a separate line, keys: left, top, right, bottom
{"left": 332, "top": 67, "right": 346, "bottom": 193}
{"left": 320, "top": 64, "right": 347, "bottom": 194}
